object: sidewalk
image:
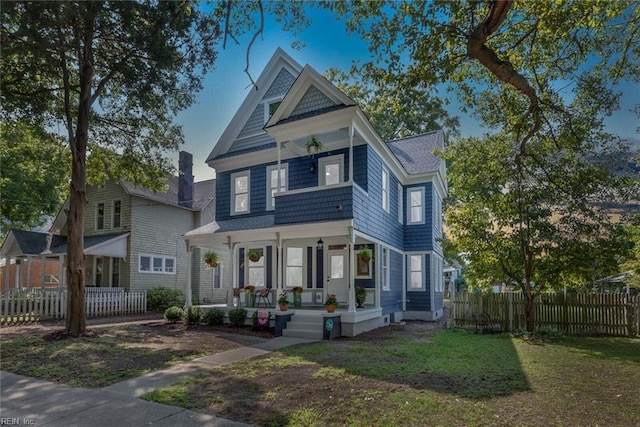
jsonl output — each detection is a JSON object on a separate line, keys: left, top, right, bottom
{"left": 0, "top": 336, "right": 317, "bottom": 426}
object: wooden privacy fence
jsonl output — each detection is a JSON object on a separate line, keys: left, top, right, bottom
{"left": 452, "top": 292, "right": 640, "bottom": 337}
{"left": 0, "top": 288, "right": 147, "bottom": 324}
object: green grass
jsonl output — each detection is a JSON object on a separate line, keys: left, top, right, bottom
{"left": 145, "top": 329, "right": 640, "bottom": 426}
{"left": 0, "top": 328, "right": 207, "bottom": 387}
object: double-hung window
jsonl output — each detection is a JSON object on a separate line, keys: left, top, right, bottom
{"left": 409, "top": 255, "right": 423, "bottom": 290}
{"left": 407, "top": 187, "right": 424, "bottom": 224}
{"left": 318, "top": 155, "right": 344, "bottom": 186}
{"left": 112, "top": 200, "right": 121, "bottom": 228}
{"left": 285, "top": 247, "right": 303, "bottom": 286}
{"left": 381, "top": 169, "right": 389, "bottom": 212}
{"left": 231, "top": 171, "right": 250, "bottom": 215}
{"left": 381, "top": 247, "right": 390, "bottom": 291}
{"left": 96, "top": 202, "right": 105, "bottom": 230}
{"left": 266, "top": 164, "right": 287, "bottom": 210}
{"left": 247, "top": 248, "right": 265, "bottom": 287}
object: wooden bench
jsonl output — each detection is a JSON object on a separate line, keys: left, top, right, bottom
{"left": 472, "top": 312, "right": 502, "bottom": 334}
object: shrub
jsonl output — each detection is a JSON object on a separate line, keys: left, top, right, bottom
{"left": 203, "top": 308, "right": 225, "bottom": 325}
{"left": 164, "top": 306, "right": 184, "bottom": 323}
{"left": 147, "top": 287, "right": 184, "bottom": 312}
{"left": 228, "top": 308, "right": 247, "bottom": 327}
{"left": 185, "top": 306, "right": 204, "bottom": 324}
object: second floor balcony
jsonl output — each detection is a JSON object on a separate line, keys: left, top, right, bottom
{"left": 274, "top": 183, "right": 355, "bottom": 225}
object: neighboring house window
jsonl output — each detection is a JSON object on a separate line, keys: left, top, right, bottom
{"left": 95, "top": 257, "right": 103, "bottom": 287}
{"left": 213, "top": 264, "right": 222, "bottom": 289}
{"left": 111, "top": 258, "right": 120, "bottom": 287}
{"left": 247, "top": 248, "right": 265, "bottom": 287}
{"left": 285, "top": 247, "right": 303, "bottom": 286}
{"left": 231, "top": 171, "right": 250, "bottom": 215}
{"left": 112, "top": 200, "right": 121, "bottom": 228}
{"left": 409, "top": 254, "right": 424, "bottom": 290}
{"left": 407, "top": 188, "right": 424, "bottom": 224}
{"left": 139, "top": 254, "right": 176, "bottom": 274}
{"left": 397, "top": 183, "right": 403, "bottom": 224}
{"left": 381, "top": 168, "right": 389, "bottom": 212}
{"left": 267, "top": 164, "right": 287, "bottom": 210}
{"left": 381, "top": 247, "right": 389, "bottom": 291}
{"left": 96, "top": 202, "right": 105, "bottom": 230}
{"left": 318, "top": 154, "right": 344, "bottom": 186}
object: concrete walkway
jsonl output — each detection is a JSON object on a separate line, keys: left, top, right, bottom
{"left": 0, "top": 335, "right": 317, "bottom": 426}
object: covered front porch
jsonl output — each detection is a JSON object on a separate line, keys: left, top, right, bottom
{"left": 184, "top": 218, "right": 390, "bottom": 337}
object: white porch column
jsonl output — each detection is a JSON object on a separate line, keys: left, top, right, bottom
{"left": 277, "top": 141, "right": 282, "bottom": 193}
{"left": 26, "top": 255, "right": 32, "bottom": 289}
{"left": 14, "top": 258, "right": 21, "bottom": 289}
{"left": 4, "top": 255, "right": 10, "bottom": 290}
{"left": 40, "top": 255, "right": 46, "bottom": 289}
{"left": 348, "top": 124, "right": 354, "bottom": 183}
{"left": 185, "top": 247, "right": 192, "bottom": 308}
{"left": 348, "top": 227, "right": 356, "bottom": 313}
{"left": 276, "top": 232, "right": 283, "bottom": 309}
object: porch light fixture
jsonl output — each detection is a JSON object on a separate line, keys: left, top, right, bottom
{"left": 309, "top": 161, "right": 315, "bottom": 173}
{"left": 317, "top": 238, "right": 324, "bottom": 250}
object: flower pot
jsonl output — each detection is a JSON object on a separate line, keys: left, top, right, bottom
{"left": 206, "top": 260, "right": 219, "bottom": 268}
{"left": 279, "top": 304, "right": 289, "bottom": 311}
{"left": 326, "top": 304, "right": 336, "bottom": 313}
{"left": 245, "top": 293, "right": 255, "bottom": 307}
{"left": 249, "top": 255, "right": 261, "bottom": 262}
{"left": 293, "top": 293, "right": 302, "bottom": 308}
{"left": 359, "top": 256, "right": 370, "bottom": 263}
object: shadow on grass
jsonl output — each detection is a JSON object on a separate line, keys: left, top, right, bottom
{"left": 551, "top": 335, "right": 640, "bottom": 364}
{"left": 282, "top": 328, "right": 530, "bottom": 400}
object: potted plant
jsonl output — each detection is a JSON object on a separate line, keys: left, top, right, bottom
{"left": 355, "top": 286, "right": 367, "bottom": 308}
{"left": 324, "top": 293, "right": 338, "bottom": 313}
{"left": 232, "top": 288, "right": 240, "bottom": 307}
{"left": 247, "top": 248, "right": 263, "bottom": 263}
{"left": 305, "top": 135, "right": 324, "bottom": 155}
{"left": 278, "top": 292, "right": 290, "bottom": 311}
{"left": 358, "top": 247, "right": 372, "bottom": 263}
{"left": 244, "top": 285, "right": 256, "bottom": 307}
{"left": 292, "top": 286, "right": 303, "bottom": 308}
{"left": 203, "top": 250, "right": 220, "bottom": 268}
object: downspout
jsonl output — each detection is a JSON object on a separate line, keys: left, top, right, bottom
{"left": 348, "top": 124, "right": 354, "bottom": 183}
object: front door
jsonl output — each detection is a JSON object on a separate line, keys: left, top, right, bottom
{"left": 326, "top": 249, "right": 349, "bottom": 304}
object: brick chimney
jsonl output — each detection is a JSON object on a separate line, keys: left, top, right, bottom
{"left": 178, "top": 151, "right": 194, "bottom": 208}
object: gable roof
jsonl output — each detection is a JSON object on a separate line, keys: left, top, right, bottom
{"left": 121, "top": 178, "right": 215, "bottom": 211}
{"left": 206, "top": 48, "right": 303, "bottom": 163}
{"left": 386, "top": 130, "right": 445, "bottom": 175}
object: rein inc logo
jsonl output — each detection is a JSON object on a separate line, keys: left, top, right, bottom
{"left": 0, "top": 419, "right": 34, "bottom": 425}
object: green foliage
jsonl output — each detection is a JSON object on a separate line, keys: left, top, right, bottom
{"left": 0, "top": 121, "right": 69, "bottom": 237}
{"left": 147, "top": 287, "right": 184, "bottom": 312}
{"left": 184, "top": 306, "right": 203, "bottom": 324}
{"left": 355, "top": 286, "right": 367, "bottom": 307}
{"left": 164, "top": 306, "right": 184, "bottom": 323}
{"left": 203, "top": 308, "right": 225, "bottom": 326}
{"left": 228, "top": 308, "right": 247, "bottom": 327}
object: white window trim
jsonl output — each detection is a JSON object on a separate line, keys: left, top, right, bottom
{"left": 138, "top": 253, "right": 177, "bottom": 275}
{"left": 110, "top": 257, "right": 120, "bottom": 287}
{"left": 381, "top": 246, "right": 390, "bottom": 291}
{"left": 231, "top": 170, "right": 251, "bottom": 216}
{"left": 95, "top": 201, "right": 105, "bottom": 230}
{"left": 408, "top": 254, "right": 425, "bottom": 291}
{"left": 266, "top": 164, "right": 288, "bottom": 211}
{"left": 213, "top": 264, "right": 223, "bottom": 289}
{"left": 433, "top": 256, "right": 444, "bottom": 293}
{"left": 381, "top": 168, "right": 390, "bottom": 213}
{"left": 94, "top": 257, "right": 104, "bottom": 287}
{"left": 397, "top": 183, "right": 403, "bottom": 224}
{"left": 112, "top": 199, "right": 122, "bottom": 229}
{"left": 318, "top": 154, "right": 344, "bottom": 187}
{"left": 407, "top": 187, "right": 425, "bottom": 225}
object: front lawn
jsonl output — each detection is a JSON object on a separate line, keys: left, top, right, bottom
{"left": 145, "top": 327, "right": 640, "bottom": 426}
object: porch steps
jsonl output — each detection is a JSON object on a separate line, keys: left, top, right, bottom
{"left": 282, "top": 312, "right": 324, "bottom": 339}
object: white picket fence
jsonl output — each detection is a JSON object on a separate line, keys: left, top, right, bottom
{"left": 0, "top": 288, "right": 147, "bottom": 324}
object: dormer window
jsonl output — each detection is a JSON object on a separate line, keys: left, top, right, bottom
{"left": 264, "top": 98, "right": 283, "bottom": 123}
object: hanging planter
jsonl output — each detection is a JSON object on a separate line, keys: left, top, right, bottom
{"left": 358, "top": 247, "right": 372, "bottom": 263}
{"left": 247, "top": 248, "right": 263, "bottom": 263}
{"left": 203, "top": 250, "right": 220, "bottom": 268}
{"left": 305, "top": 135, "right": 324, "bottom": 155}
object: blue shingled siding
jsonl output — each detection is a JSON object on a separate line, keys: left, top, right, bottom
{"left": 406, "top": 253, "right": 431, "bottom": 311}
{"left": 352, "top": 145, "right": 403, "bottom": 248}
{"left": 288, "top": 148, "right": 351, "bottom": 191}
{"left": 265, "top": 68, "right": 296, "bottom": 98}
{"left": 380, "top": 249, "right": 404, "bottom": 315}
{"left": 403, "top": 182, "right": 434, "bottom": 252}
{"left": 291, "top": 85, "right": 337, "bottom": 117}
{"left": 274, "top": 185, "right": 353, "bottom": 225}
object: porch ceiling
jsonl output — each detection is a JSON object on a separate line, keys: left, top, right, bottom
{"left": 184, "top": 218, "right": 354, "bottom": 248}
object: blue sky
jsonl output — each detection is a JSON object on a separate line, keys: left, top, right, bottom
{"left": 177, "top": 8, "right": 639, "bottom": 181}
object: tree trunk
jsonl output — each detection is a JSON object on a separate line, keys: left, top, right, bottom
{"left": 64, "top": 9, "right": 96, "bottom": 335}
{"left": 525, "top": 291, "right": 535, "bottom": 332}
